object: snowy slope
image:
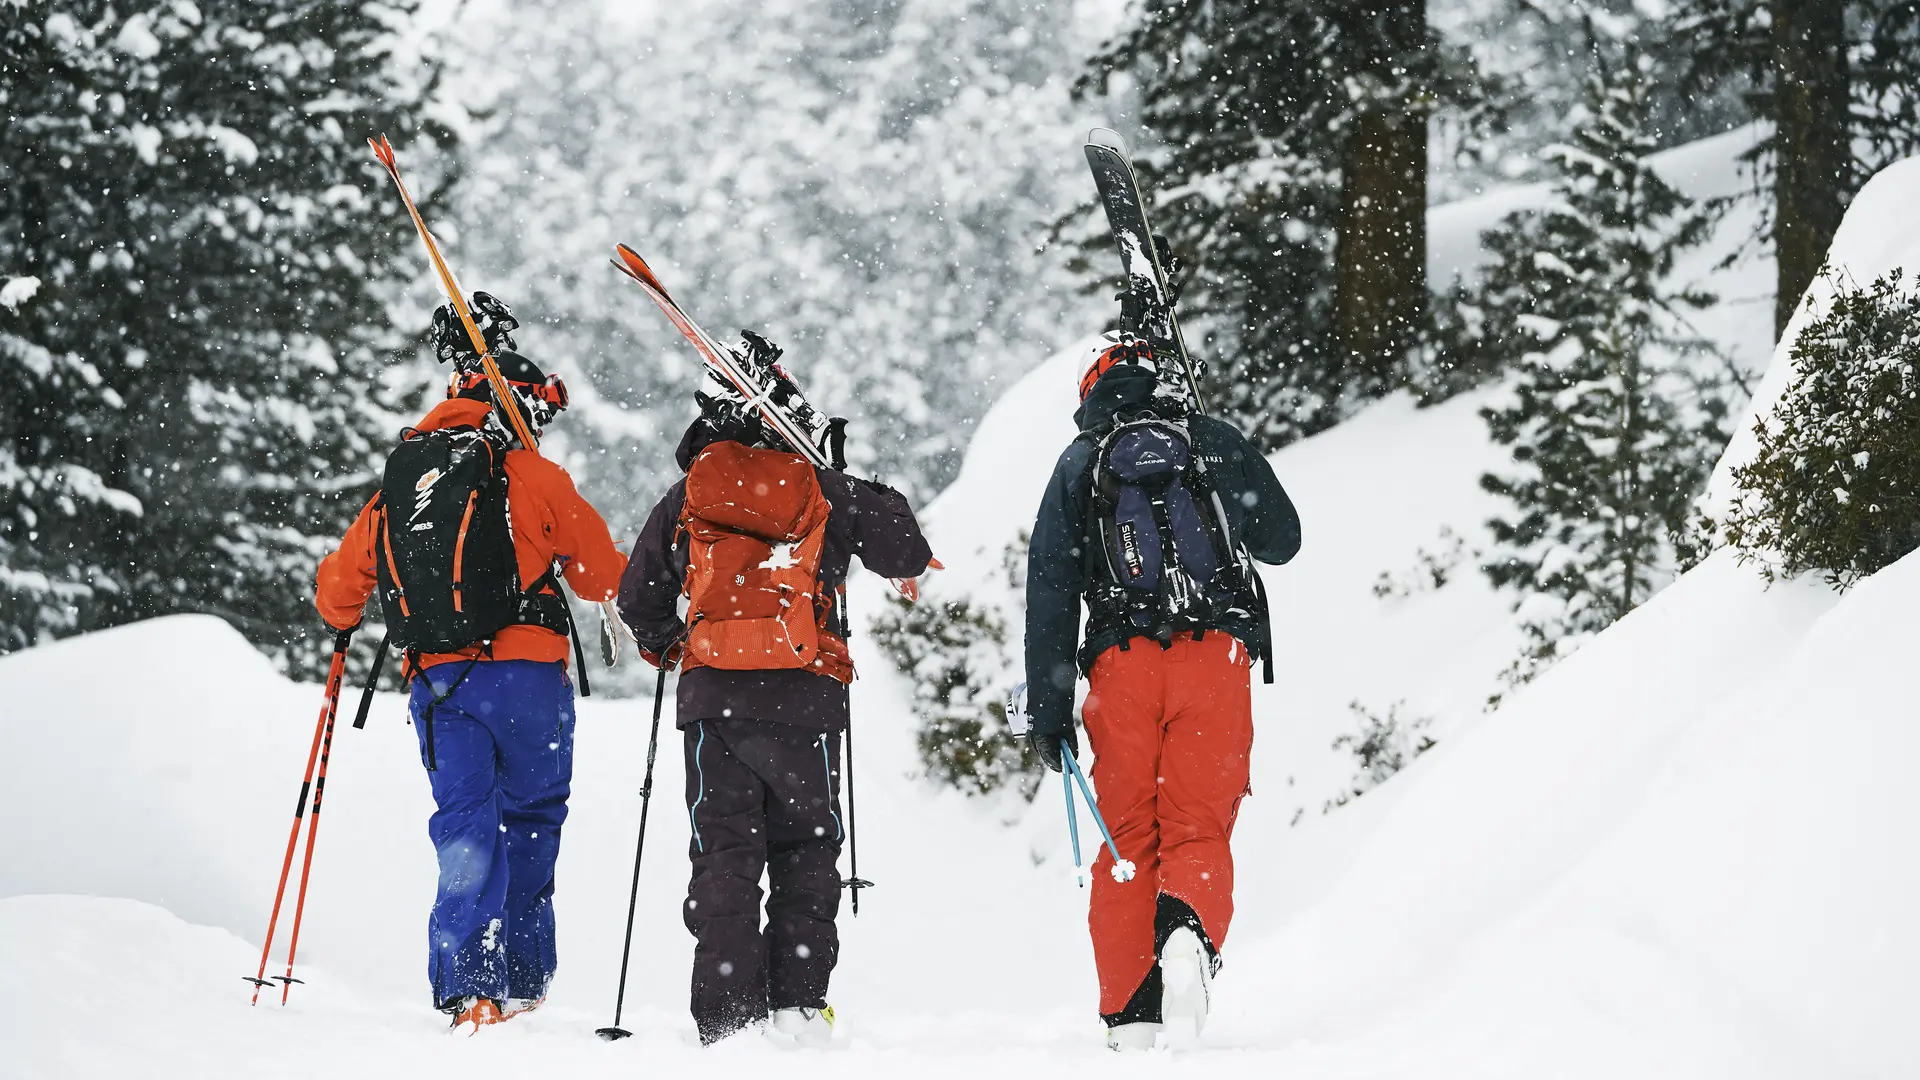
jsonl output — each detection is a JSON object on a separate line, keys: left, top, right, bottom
{"left": 1707, "top": 154, "right": 1920, "bottom": 515}
{"left": 7, "top": 534, "right": 1919, "bottom": 1077}
{"left": 8, "top": 139, "right": 1917, "bottom": 1078}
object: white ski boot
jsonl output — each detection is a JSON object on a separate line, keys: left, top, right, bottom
{"left": 1159, "top": 926, "right": 1213, "bottom": 1040}
{"left": 1104, "top": 1021, "right": 1162, "bottom": 1051}
{"left": 768, "top": 1005, "right": 835, "bottom": 1048}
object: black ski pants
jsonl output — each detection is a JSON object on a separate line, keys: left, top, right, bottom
{"left": 682, "top": 718, "right": 844, "bottom": 1043}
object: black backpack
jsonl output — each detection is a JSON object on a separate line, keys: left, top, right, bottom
{"left": 1083, "top": 410, "right": 1272, "bottom": 680}
{"left": 373, "top": 425, "right": 528, "bottom": 655}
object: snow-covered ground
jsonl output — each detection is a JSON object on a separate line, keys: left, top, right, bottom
{"left": 8, "top": 138, "right": 1919, "bottom": 1077}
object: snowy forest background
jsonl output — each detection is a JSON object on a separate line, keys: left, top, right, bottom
{"left": 7, "top": 0, "right": 1920, "bottom": 692}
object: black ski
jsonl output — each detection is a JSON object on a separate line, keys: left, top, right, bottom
{"left": 1083, "top": 127, "right": 1204, "bottom": 411}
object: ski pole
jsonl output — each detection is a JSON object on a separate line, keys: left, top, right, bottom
{"left": 597, "top": 658, "right": 671, "bottom": 1042}
{"left": 1063, "top": 742, "right": 1136, "bottom": 884}
{"left": 275, "top": 628, "right": 356, "bottom": 1003}
{"left": 244, "top": 627, "right": 352, "bottom": 1004}
{"left": 350, "top": 633, "right": 390, "bottom": 730}
{"left": 842, "top": 714, "right": 875, "bottom": 913}
{"left": 1064, "top": 762, "right": 1085, "bottom": 888}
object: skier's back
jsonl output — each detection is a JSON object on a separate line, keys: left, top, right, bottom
{"left": 618, "top": 344, "right": 932, "bottom": 1046}
{"left": 315, "top": 300, "right": 625, "bottom": 1031}
{"left": 1024, "top": 332, "right": 1300, "bottom": 1049}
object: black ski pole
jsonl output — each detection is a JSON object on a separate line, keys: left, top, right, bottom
{"left": 596, "top": 658, "right": 669, "bottom": 1041}
{"left": 841, "top": 714, "right": 874, "bottom": 914}
{"left": 350, "top": 633, "right": 391, "bottom": 730}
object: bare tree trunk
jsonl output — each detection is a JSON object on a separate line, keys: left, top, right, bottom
{"left": 1335, "top": 0, "right": 1429, "bottom": 395}
{"left": 1770, "top": 0, "right": 1851, "bottom": 336}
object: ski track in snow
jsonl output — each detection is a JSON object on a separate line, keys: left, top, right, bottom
{"left": 7, "top": 132, "right": 1920, "bottom": 1077}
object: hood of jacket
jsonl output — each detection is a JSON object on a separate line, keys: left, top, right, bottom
{"left": 1072, "top": 365, "right": 1161, "bottom": 433}
{"left": 410, "top": 397, "right": 495, "bottom": 435}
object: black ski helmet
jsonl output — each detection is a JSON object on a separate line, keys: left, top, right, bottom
{"left": 448, "top": 349, "right": 570, "bottom": 439}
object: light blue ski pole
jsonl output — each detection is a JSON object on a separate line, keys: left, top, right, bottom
{"left": 1062, "top": 738, "right": 1137, "bottom": 884}
{"left": 1064, "top": 763, "right": 1085, "bottom": 887}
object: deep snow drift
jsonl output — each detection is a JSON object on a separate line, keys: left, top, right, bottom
{"left": 7, "top": 141, "right": 1918, "bottom": 1077}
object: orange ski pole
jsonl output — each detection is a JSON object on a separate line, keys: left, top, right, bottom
{"left": 245, "top": 628, "right": 353, "bottom": 1004}
{"left": 274, "top": 631, "right": 354, "bottom": 1004}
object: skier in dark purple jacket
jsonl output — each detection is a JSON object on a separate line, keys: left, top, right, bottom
{"left": 618, "top": 369, "right": 931, "bottom": 1046}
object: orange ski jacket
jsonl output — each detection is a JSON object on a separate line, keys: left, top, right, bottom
{"left": 315, "top": 398, "right": 626, "bottom": 672}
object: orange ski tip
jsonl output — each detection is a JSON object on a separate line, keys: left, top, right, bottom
{"left": 613, "top": 244, "right": 669, "bottom": 296}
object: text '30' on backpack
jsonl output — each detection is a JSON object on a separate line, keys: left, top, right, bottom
{"left": 1084, "top": 410, "right": 1271, "bottom": 675}
{"left": 679, "top": 441, "right": 854, "bottom": 683}
{"left": 373, "top": 424, "right": 566, "bottom": 657}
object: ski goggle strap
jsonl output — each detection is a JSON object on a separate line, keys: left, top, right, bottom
{"left": 1079, "top": 338, "right": 1155, "bottom": 402}
{"left": 450, "top": 369, "right": 570, "bottom": 410}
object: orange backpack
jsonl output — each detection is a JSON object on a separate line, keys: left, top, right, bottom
{"left": 679, "top": 441, "right": 854, "bottom": 683}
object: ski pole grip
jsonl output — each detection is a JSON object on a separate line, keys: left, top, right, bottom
{"left": 352, "top": 633, "right": 391, "bottom": 730}
{"left": 332, "top": 626, "right": 355, "bottom": 652}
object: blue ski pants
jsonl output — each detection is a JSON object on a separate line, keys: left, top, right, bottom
{"left": 409, "top": 659, "right": 575, "bottom": 1008}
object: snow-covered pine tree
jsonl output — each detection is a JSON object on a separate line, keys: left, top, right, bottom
{"left": 1432, "top": 0, "right": 1750, "bottom": 203}
{"left": 1668, "top": 0, "right": 1920, "bottom": 335}
{"left": 1470, "top": 41, "right": 1732, "bottom": 689}
{"left": 457, "top": 0, "right": 1095, "bottom": 512}
{"left": 0, "top": 3, "right": 450, "bottom": 667}
{"left": 1077, "top": 0, "right": 1489, "bottom": 447}
{"left": 1722, "top": 269, "right": 1920, "bottom": 588}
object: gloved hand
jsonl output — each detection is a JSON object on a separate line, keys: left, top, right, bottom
{"left": 817, "top": 416, "right": 849, "bottom": 471}
{"left": 1030, "top": 725, "right": 1078, "bottom": 774}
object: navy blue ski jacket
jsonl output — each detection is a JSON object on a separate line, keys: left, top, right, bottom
{"left": 1023, "top": 366, "right": 1301, "bottom": 741}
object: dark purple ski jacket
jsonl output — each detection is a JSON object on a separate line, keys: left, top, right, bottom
{"left": 617, "top": 420, "right": 933, "bottom": 733}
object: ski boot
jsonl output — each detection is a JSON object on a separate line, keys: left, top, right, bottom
{"left": 1104, "top": 1021, "right": 1162, "bottom": 1051}
{"left": 767, "top": 1005, "right": 835, "bottom": 1048}
{"left": 1159, "top": 925, "right": 1213, "bottom": 1040}
{"left": 444, "top": 996, "right": 505, "bottom": 1034}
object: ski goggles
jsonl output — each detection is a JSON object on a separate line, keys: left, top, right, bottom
{"left": 1079, "top": 338, "right": 1155, "bottom": 402}
{"left": 451, "top": 369, "right": 570, "bottom": 411}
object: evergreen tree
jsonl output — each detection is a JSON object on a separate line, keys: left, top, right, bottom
{"left": 1, "top": 3, "right": 450, "bottom": 666}
{"left": 1436, "top": 0, "right": 1751, "bottom": 201}
{"left": 457, "top": 0, "right": 1095, "bottom": 514}
{"left": 1670, "top": 0, "right": 1920, "bottom": 335}
{"left": 1470, "top": 45, "right": 1732, "bottom": 686}
{"left": 1077, "top": 0, "right": 1487, "bottom": 448}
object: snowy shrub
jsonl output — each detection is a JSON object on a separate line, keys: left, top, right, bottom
{"left": 1373, "top": 526, "right": 1477, "bottom": 600}
{"left": 1322, "top": 700, "right": 1436, "bottom": 814}
{"left": 1722, "top": 270, "right": 1920, "bottom": 589}
{"left": 871, "top": 537, "right": 1041, "bottom": 799}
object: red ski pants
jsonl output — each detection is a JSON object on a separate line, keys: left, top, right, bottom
{"left": 1082, "top": 631, "right": 1253, "bottom": 1017}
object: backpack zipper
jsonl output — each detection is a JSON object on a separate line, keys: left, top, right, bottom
{"left": 380, "top": 511, "right": 411, "bottom": 617}
{"left": 451, "top": 488, "right": 479, "bottom": 612}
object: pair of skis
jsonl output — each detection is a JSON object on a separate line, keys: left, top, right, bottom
{"left": 1082, "top": 128, "right": 1206, "bottom": 415}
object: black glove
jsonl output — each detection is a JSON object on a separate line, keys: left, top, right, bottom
{"left": 818, "top": 416, "right": 849, "bottom": 471}
{"left": 1030, "top": 726, "right": 1078, "bottom": 774}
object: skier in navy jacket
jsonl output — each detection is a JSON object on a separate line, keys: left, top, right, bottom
{"left": 1023, "top": 333, "right": 1299, "bottom": 1049}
